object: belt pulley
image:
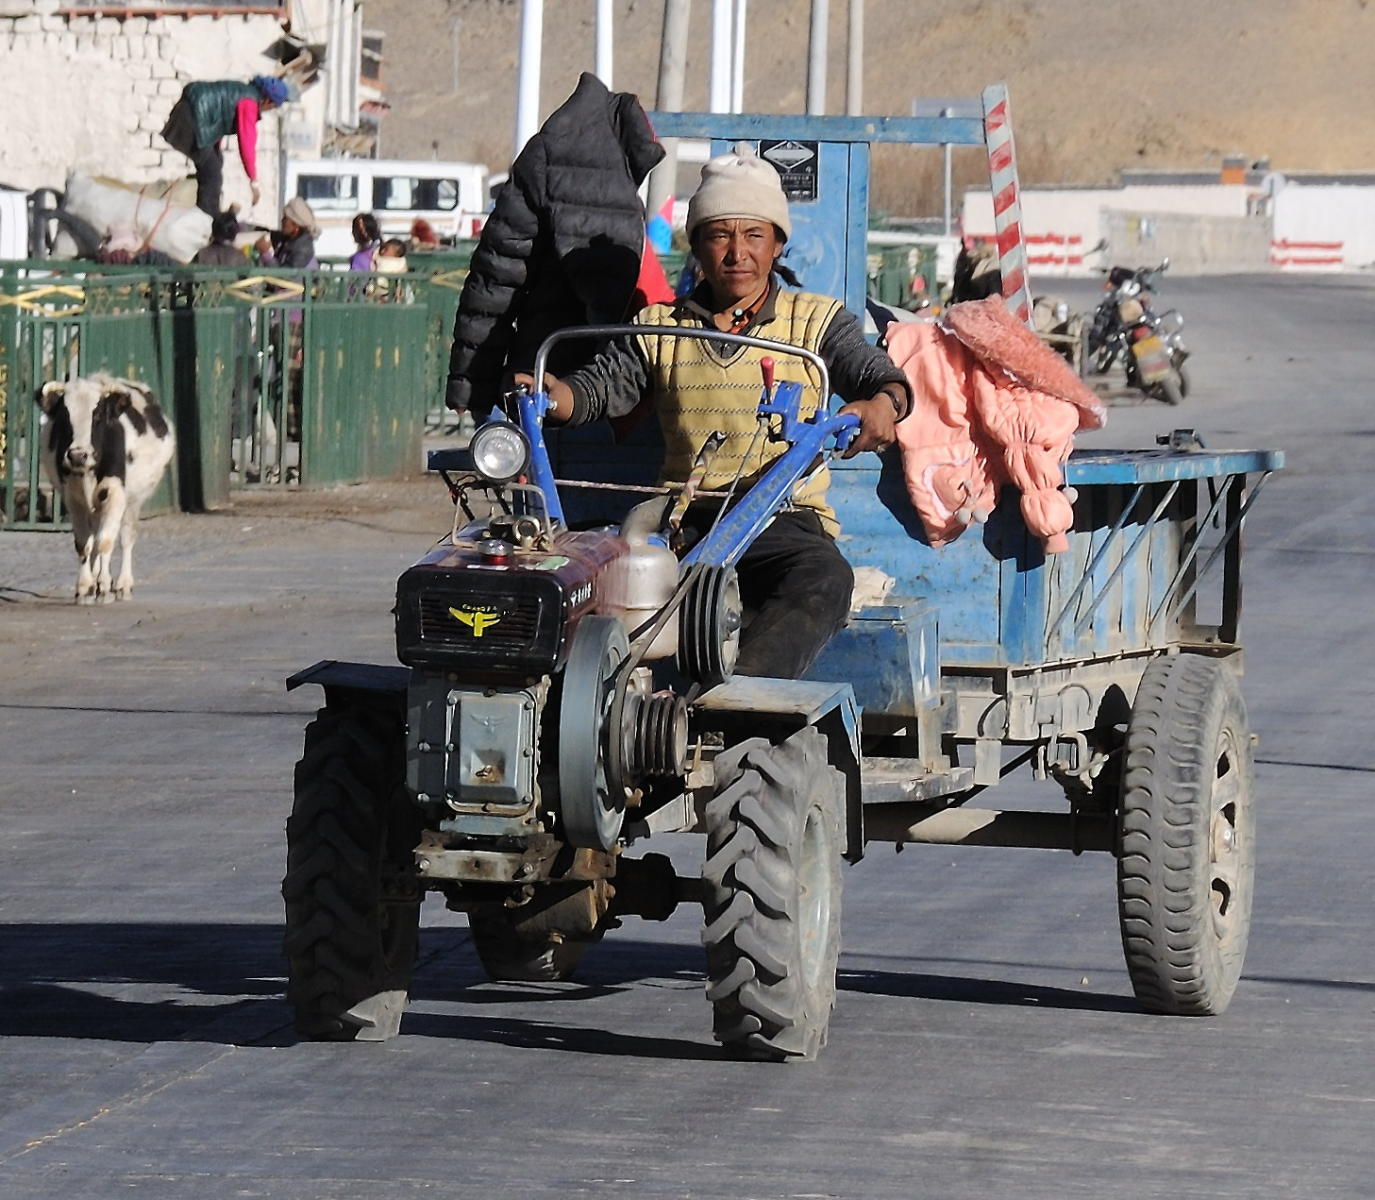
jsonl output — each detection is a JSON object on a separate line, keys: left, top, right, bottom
{"left": 558, "top": 615, "right": 630, "bottom": 851}
{"left": 676, "top": 564, "right": 742, "bottom": 689}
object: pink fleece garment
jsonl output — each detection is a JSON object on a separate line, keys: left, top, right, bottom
{"left": 887, "top": 295, "right": 1106, "bottom": 554}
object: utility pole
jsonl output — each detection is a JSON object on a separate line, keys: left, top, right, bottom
{"left": 846, "top": 0, "right": 862, "bottom": 115}
{"left": 514, "top": 0, "right": 544, "bottom": 158}
{"left": 731, "top": 0, "right": 747, "bottom": 112}
{"left": 807, "top": 0, "right": 828, "bottom": 116}
{"left": 596, "top": 0, "right": 613, "bottom": 87}
{"left": 646, "top": 0, "right": 690, "bottom": 229}
{"left": 710, "top": 0, "right": 732, "bottom": 113}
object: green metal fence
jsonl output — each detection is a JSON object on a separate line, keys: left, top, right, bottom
{"left": 1, "top": 258, "right": 465, "bottom": 531}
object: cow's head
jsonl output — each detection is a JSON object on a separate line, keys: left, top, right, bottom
{"left": 36, "top": 377, "right": 135, "bottom": 475}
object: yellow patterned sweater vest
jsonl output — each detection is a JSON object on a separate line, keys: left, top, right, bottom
{"left": 634, "top": 289, "right": 843, "bottom": 536}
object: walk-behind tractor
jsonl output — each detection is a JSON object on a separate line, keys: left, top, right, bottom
{"left": 282, "top": 103, "right": 1282, "bottom": 1061}
{"left": 283, "top": 324, "right": 1281, "bottom": 1061}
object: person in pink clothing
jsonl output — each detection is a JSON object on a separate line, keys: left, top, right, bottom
{"left": 161, "top": 75, "right": 293, "bottom": 215}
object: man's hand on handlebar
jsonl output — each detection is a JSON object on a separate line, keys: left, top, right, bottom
{"left": 510, "top": 373, "right": 575, "bottom": 422}
{"left": 836, "top": 390, "right": 900, "bottom": 458}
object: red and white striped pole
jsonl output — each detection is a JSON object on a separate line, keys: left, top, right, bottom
{"left": 982, "top": 82, "right": 1032, "bottom": 325}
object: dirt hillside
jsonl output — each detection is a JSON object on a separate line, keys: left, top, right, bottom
{"left": 366, "top": 0, "right": 1375, "bottom": 214}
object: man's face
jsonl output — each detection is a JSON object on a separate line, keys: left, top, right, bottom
{"left": 694, "top": 218, "right": 783, "bottom": 307}
{"left": 281, "top": 217, "right": 301, "bottom": 237}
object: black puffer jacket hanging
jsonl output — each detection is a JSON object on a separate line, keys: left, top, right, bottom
{"left": 445, "top": 73, "right": 664, "bottom": 415}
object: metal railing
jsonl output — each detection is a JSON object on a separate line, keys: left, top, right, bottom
{"left": 1, "top": 256, "right": 467, "bottom": 530}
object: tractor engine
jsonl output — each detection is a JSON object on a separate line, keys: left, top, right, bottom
{"left": 393, "top": 507, "right": 692, "bottom": 918}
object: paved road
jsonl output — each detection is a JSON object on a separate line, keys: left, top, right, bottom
{"left": 1, "top": 276, "right": 1371, "bottom": 1198}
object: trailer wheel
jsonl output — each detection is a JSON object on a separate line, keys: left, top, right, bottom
{"left": 701, "top": 727, "right": 843, "bottom": 1061}
{"left": 1116, "top": 655, "right": 1255, "bottom": 1015}
{"left": 468, "top": 910, "right": 589, "bottom": 983}
{"left": 283, "top": 705, "right": 423, "bottom": 1040}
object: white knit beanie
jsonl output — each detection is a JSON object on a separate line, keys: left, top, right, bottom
{"left": 686, "top": 141, "right": 791, "bottom": 241}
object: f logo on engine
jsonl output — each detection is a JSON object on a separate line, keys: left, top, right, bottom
{"left": 449, "top": 606, "right": 502, "bottom": 637}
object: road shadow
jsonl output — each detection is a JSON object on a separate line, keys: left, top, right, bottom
{"left": 0, "top": 922, "right": 289, "bottom": 1045}
{"left": 7, "top": 920, "right": 1249, "bottom": 1052}
{"left": 398, "top": 1011, "right": 721, "bottom": 1061}
{"left": 837, "top": 966, "right": 1139, "bottom": 1013}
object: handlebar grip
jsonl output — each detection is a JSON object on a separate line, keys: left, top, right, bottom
{"left": 831, "top": 412, "right": 861, "bottom": 453}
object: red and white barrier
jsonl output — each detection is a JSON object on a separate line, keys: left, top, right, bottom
{"left": 1269, "top": 237, "right": 1344, "bottom": 270}
{"left": 1026, "top": 233, "right": 1087, "bottom": 270}
{"left": 982, "top": 83, "right": 1032, "bottom": 324}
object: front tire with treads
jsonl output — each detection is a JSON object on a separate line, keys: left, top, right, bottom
{"left": 283, "top": 705, "right": 423, "bottom": 1041}
{"left": 1117, "top": 655, "right": 1255, "bottom": 1015}
{"left": 701, "top": 728, "right": 843, "bottom": 1061}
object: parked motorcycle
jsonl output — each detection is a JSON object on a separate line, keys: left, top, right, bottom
{"left": 1087, "top": 259, "right": 1190, "bottom": 405}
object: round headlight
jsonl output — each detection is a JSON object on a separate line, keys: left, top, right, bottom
{"left": 470, "top": 421, "right": 531, "bottom": 483}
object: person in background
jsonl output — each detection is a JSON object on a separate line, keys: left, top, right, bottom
{"left": 377, "top": 238, "right": 409, "bottom": 266}
{"left": 97, "top": 223, "right": 174, "bottom": 267}
{"left": 409, "top": 218, "right": 440, "bottom": 252}
{"left": 348, "top": 213, "right": 381, "bottom": 271}
{"left": 255, "top": 198, "right": 319, "bottom": 269}
{"left": 372, "top": 238, "right": 410, "bottom": 301}
{"left": 161, "top": 75, "right": 294, "bottom": 215}
{"left": 194, "top": 211, "right": 245, "bottom": 266}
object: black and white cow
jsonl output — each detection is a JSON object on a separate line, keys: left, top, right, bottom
{"left": 36, "top": 373, "right": 176, "bottom": 604}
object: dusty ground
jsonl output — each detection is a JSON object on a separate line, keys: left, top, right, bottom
{"left": 1, "top": 276, "right": 1372, "bottom": 1198}
{"left": 369, "top": 0, "right": 1375, "bottom": 212}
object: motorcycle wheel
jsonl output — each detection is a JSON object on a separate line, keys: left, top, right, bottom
{"left": 1174, "top": 361, "right": 1191, "bottom": 399}
{"left": 1092, "top": 341, "right": 1119, "bottom": 375}
{"left": 1152, "top": 372, "right": 1184, "bottom": 407}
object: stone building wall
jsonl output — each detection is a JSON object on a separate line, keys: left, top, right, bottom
{"left": 0, "top": 0, "right": 289, "bottom": 225}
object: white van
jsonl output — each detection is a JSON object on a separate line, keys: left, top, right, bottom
{"left": 284, "top": 159, "right": 489, "bottom": 258}
{"left": 0, "top": 187, "right": 30, "bottom": 258}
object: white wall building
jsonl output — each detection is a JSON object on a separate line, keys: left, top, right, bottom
{"left": 0, "top": 0, "right": 370, "bottom": 228}
{"left": 964, "top": 167, "right": 1375, "bottom": 276}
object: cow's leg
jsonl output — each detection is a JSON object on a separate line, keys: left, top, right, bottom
{"left": 113, "top": 500, "right": 143, "bottom": 600}
{"left": 69, "top": 498, "right": 96, "bottom": 604}
{"left": 90, "top": 478, "right": 128, "bottom": 603}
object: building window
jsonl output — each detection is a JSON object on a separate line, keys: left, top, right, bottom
{"left": 361, "top": 32, "right": 383, "bottom": 84}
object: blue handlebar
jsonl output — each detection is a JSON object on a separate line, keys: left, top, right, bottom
{"left": 514, "top": 387, "right": 565, "bottom": 527}
{"left": 682, "top": 409, "right": 861, "bottom": 569}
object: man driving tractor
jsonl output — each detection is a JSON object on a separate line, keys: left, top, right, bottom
{"left": 519, "top": 142, "right": 913, "bottom": 679}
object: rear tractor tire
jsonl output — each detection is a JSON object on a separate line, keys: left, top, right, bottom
{"left": 1116, "top": 655, "right": 1255, "bottom": 1015}
{"left": 283, "top": 705, "right": 424, "bottom": 1041}
{"left": 702, "top": 727, "right": 844, "bottom": 1061}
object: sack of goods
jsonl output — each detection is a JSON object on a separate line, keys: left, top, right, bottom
{"left": 57, "top": 173, "right": 212, "bottom": 264}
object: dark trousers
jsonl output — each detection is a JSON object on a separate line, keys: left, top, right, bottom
{"left": 688, "top": 505, "right": 853, "bottom": 679}
{"left": 191, "top": 143, "right": 224, "bottom": 215}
